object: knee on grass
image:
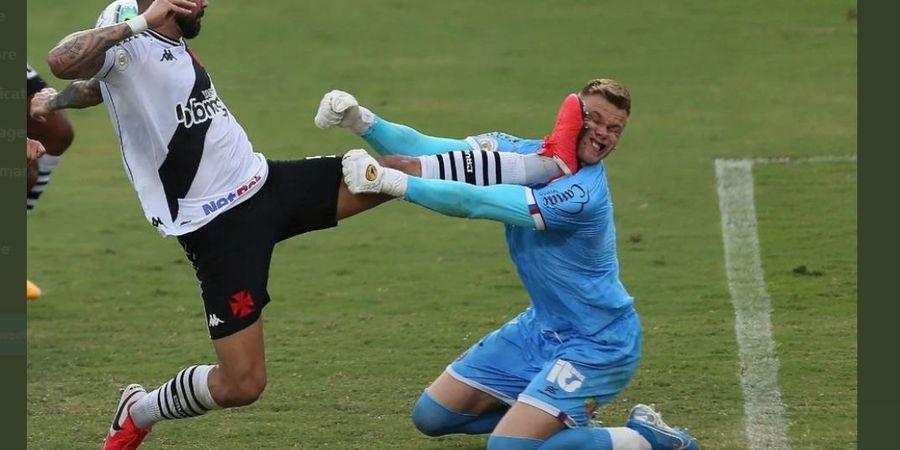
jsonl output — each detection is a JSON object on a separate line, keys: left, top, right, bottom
{"left": 412, "top": 390, "right": 509, "bottom": 437}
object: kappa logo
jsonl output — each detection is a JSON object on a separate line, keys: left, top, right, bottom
{"left": 365, "top": 164, "right": 378, "bottom": 181}
{"left": 540, "top": 184, "right": 590, "bottom": 214}
{"left": 160, "top": 49, "right": 176, "bottom": 62}
{"left": 545, "top": 360, "right": 586, "bottom": 393}
{"left": 208, "top": 314, "right": 225, "bottom": 327}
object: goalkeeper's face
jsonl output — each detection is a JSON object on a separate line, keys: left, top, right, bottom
{"left": 175, "top": 0, "right": 208, "bottom": 39}
{"left": 576, "top": 94, "right": 628, "bottom": 166}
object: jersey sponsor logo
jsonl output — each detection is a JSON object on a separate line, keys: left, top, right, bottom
{"left": 229, "top": 289, "right": 255, "bottom": 319}
{"left": 546, "top": 359, "right": 585, "bottom": 393}
{"left": 175, "top": 87, "right": 229, "bottom": 129}
{"left": 201, "top": 175, "right": 261, "bottom": 216}
{"left": 539, "top": 183, "right": 589, "bottom": 214}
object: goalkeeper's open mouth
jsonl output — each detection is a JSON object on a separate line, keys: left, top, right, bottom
{"left": 590, "top": 138, "right": 609, "bottom": 155}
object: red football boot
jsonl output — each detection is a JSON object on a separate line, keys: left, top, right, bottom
{"left": 538, "top": 93, "right": 587, "bottom": 176}
{"left": 102, "top": 384, "right": 151, "bottom": 450}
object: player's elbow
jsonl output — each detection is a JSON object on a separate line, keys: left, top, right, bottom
{"left": 47, "top": 57, "right": 75, "bottom": 80}
{"left": 47, "top": 54, "right": 90, "bottom": 80}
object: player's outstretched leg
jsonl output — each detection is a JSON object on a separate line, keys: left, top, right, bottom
{"left": 625, "top": 404, "right": 700, "bottom": 450}
{"left": 537, "top": 93, "right": 587, "bottom": 176}
{"left": 102, "top": 364, "right": 223, "bottom": 450}
{"left": 101, "top": 318, "right": 269, "bottom": 448}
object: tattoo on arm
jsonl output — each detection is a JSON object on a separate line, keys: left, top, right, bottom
{"left": 51, "top": 79, "right": 104, "bottom": 110}
{"left": 47, "top": 23, "right": 133, "bottom": 79}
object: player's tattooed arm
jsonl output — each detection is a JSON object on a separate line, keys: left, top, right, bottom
{"left": 47, "top": 24, "right": 133, "bottom": 80}
{"left": 51, "top": 80, "right": 104, "bottom": 110}
{"left": 47, "top": 0, "right": 196, "bottom": 79}
{"left": 29, "top": 81, "right": 103, "bottom": 123}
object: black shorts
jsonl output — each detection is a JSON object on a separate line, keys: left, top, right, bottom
{"left": 27, "top": 64, "right": 48, "bottom": 97}
{"left": 177, "top": 157, "right": 342, "bottom": 339}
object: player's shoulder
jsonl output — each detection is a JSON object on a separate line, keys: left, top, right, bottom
{"left": 467, "top": 132, "right": 543, "bottom": 154}
{"left": 575, "top": 162, "right": 610, "bottom": 195}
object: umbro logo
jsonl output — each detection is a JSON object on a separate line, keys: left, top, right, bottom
{"left": 160, "top": 49, "right": 176, "bottom": 62}
{"left": 208, "top": 314, "right": 225, "bottom": 327}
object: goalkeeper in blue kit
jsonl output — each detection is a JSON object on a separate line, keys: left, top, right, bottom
{"left": 316, "top": 80, "right": 700, "bottom": 450}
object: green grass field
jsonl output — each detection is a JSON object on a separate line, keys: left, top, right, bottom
{"left": 27, "top": 1, "right": 856, "bottom": 448}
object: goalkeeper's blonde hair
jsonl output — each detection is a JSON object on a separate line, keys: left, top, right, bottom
{"left": 580, "top": 79, "right": 631, "bottom": 115}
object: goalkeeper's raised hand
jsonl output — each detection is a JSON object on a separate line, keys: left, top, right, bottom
{"left": 314, "top": 90, "right": 374, "bottom": 133}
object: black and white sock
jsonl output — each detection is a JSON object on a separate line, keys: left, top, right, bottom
{"left": 418, "top": 151, "right": 560, "bottom": 186}
{"left": 130, "top": 365, "right": 221, "bottom": 429}
{"left": 27, "top": 154, "right": 62, "bottom": 215}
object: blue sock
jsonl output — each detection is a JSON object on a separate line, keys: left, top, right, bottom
{"left": 487, "top": 435, "right": 544, "bottom": 450}
{"left": 539, "top": 427, "right": 614, "bottom": 449}
{"left": 361, "top": 116, "right": 470, "bottom": 156}
{"left": 411, "top": 391, "right": 507, "bottom": 436}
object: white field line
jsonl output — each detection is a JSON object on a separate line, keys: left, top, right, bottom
{"left": 714, "top": 154, "right": 855, "bottom": 449}
{"left": 715, "top": 159, "right": 790, "bottom": 450}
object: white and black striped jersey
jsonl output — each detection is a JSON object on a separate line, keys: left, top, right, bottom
{"left": 94, "top": 30, "right": 268, "bottom": 236}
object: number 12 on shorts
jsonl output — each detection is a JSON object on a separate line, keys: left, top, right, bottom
{"left": 546, "top": 360, "right": 585, "bottom": 393}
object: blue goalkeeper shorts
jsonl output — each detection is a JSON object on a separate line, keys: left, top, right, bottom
{"left": 447, "top": 308, "right": 641, "bottom": 427}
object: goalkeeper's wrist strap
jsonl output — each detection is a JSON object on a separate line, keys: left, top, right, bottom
{"left": 127, "top": 15, "right": 149, "bottom": 34}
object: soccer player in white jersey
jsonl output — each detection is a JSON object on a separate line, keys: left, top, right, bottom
{"left": 42, "top": 1, "right": 393, "bottom": 448}
{"left": 319, "top": 83, "right": 701, "bottom": 450}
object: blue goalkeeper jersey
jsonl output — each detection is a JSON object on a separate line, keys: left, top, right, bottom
{"left": 471, "top": 132, "right": 635, "bottom": 335}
